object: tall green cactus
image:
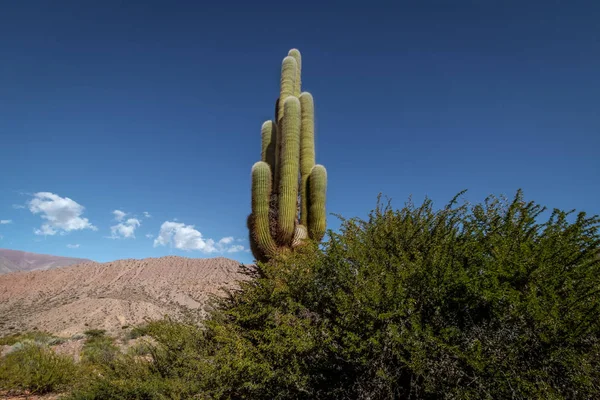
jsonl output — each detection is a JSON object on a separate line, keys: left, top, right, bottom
{"left": 248, "top": 49, "right": 327, "bottom": 262}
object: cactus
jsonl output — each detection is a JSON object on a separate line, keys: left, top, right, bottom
{"left": 248, "top": 49, "right": 327, "bottom": 262}
{"left": 299, "top": 92, "right": 315, "bottom": 226}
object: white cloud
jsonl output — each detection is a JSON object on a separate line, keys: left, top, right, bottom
{"left": 227, "top": 245, "right": 245, "bottom": 253}
{"left": 35, "top": 225, "right": 57, "bottom": 235}
{"left": 154, "top": 221, "right": 216, "bottom": 252}
{"left": 28, "top": 192, "right": 96, "bottom": 236}
{"left": 145, "top": 233, "right": 154, "bottom": 238}
{"left": 0, "top": 220, "right": 12, "bottom": 224}
{"left": 217, "top": 237, "right": 245, "bottom": 253}
{"left": 143, "top": 211, "right": 152, "bottom": 218}
{"left": 67, "top": 244, "right": 80, "bottom": 249}
{"left": 153, "top": 221, "right": 244, "bottom": 254}
{"left": 112, "top": 210, "right": 127, "bottom": 221}
{"left": 109, "top": 218, "right": 141, "bottom": 239}
{"left": 12, "top": 204, "right": 25, "bottom": 209}
{"left": 218, "top": 236, "right": 234, "bottom": 245}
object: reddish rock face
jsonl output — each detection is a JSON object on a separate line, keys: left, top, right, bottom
{"left": 0, "top": 255, "right": 250, "bottom": 336}
{"left": 0, "top": 248, "right": 93, "bottom": 274}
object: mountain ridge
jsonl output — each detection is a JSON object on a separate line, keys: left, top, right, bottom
{"left": 0, "top": 248, "right": 94, "bottom": 274}
{"left": 0, "top": 254, "right": 249, "bottom": 336}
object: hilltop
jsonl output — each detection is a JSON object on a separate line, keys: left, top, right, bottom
{"left": 0, "top": 255, "right": 248, "bottom": 336}
{"left": 0, "top": 248, "right": 93, "bottom": 274}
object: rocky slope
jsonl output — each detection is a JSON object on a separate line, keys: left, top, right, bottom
{"left": 0, "top": 248, "right": 93, "bottom": 274}
{"left": 0, "top": 256, "right": 248, "bottom": 336}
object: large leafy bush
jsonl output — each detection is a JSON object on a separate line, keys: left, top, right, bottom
{"left": 70, "top": 191, "right": 600, "bottom": 399}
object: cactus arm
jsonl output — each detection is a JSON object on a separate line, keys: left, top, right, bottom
{"left": 247, "top": 214, "right": 267, "bottom": 262}
{"left": 277, "top": 56, "right": 298, "bottom": 125}
{"left": 251, "top": 162, "right": 278, "bottom": 257}
{"left": 277, "top": 96, "right": 301, "bottom": 243}
{"left": 261, "top": 121, "right": 277, "bottom": 178}
{"left": 288, "top": 49, "right": 302, "bottom": 96}
{"left": 299, "top": 92, "right": 315, "bottom": 226}
{"left": 307, "top": 164, "right": 327, "bottom": 241}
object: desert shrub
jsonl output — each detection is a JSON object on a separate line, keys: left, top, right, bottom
{"left": 83, "top": 329, "right": 106, "bottom": 339}
{"left": 68, "top": 191, "right": 600, "bottom": 399}
{"left": 67, "top": 342, "right": 201, "bottom": 400}
{"left": 0, "top": 342, "right": 77, "bottom": 394}
{"left": 81, "top": 331, "right": 120, "bottom": 366}
{"left": 127, "top": 341, "right": 153, "bottom": 356}
{"left": 128, "top": 325, "right": 150, "bottom": 340}
{"left": 0, "top": 331, "right": 62, "bottom": 346}
{"left": 4, "top": 341, "right": 27, "bottom": 355}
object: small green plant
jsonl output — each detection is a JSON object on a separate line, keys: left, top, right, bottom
{"left": 0, "top": 331, "right": 61, "bottom": 346}
{"left": 83, "top": 329, "right": 106, "bottom": 339}
{"left": 81, "top": 331, "right": 120, "bottom": 366}
{"left": 0, "top": 342, "right": 77, "bottom": 394}
{"left": 127, "top": 325, "right": 150, "bottom": 340}
{"left": 126, "top": 341, "right": 153, "bottom": 357}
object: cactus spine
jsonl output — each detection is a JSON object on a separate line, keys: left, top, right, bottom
{"left": 249, "top": 49, "right": 327, "bottom": 262}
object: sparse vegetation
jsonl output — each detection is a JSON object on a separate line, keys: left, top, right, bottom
{"left": 0, "top": 330, "right": 63, "bottom": 346}
{"left": 83, "top": 329, "right": 106, "bottom": 339}
{"left": 0, "top": 342, "right": 77, "bottom": 394}
{"left": 127, "top": 325, "right": 150, "bottom": 340}
{"left": 81, "top": 329, "right": 120, "bottom": 366}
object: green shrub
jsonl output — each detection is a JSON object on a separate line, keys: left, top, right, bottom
{"left": 127, "top": 341, "right": 153, "bottom": 357}
{"left": 0, "top": 342, "right": 77, "bottom": 394}
{"left": 67, "top": 347, "right": 201, "bottom": 400}
{"left": 68, "top": 191, "right": 600, "bottom": 399}
{"left": 83, "top": 329, "right": 106, "bottom": 339}
{"left": 128, "top": 325, "right": 150, "bottom": 340}
{"left": 80, "top": 330, "right": 120, "bottom": 366}
{"left": 0, "top": 331, "right": 62, "bottom": 346}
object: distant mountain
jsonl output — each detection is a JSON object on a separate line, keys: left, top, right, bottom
{"left": 0, "top": 248, "right": 94, "bottom": 274}
{"left": 0, "top": 256, "right": 248, "bottom": 336}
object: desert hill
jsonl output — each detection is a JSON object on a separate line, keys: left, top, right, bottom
{"left": 0, "top": 248, "right": 93, "bottom": 274}
{"left": 0, "top": 256, "right": 248, "bottom": 337}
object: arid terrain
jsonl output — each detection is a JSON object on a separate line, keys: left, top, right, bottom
{"left": 0, "top": 256, "right": 248, "bottom": 337}
{"left": 0, "top": 249, "right": 93, "bottom": 275}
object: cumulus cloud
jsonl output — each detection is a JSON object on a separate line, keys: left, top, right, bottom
{"left": 109, "top": 218, "right": 141, "bottom": 239}
{"left": 28, "top": 192, "right": 96, "bottom": 236}
{"left": 154, "top": 221, "right": 216, "bottom": 252}
{"left": 227, "top": 245, "right": 245, "bottom": 253}
{"left": 153, "top": 221, "right": 245, "bottom": 254}
{"left": 67, "top": 244, "right": 80, "bottom": 248}
{"left": 112, "top": 210, "right": 127, "bottom": 222}
{"left": 145, "top": 233, "right": 154, "bottom": 238}
{"left": 12, "top": 204, "right": 26, "bottom": 209}
{"left": 143, "top": 211, "right": 152, "bottom": 218}
{"left": 0, "top": 220, "right": 12, "bottom": 224}
{"left": 218, "top": 236, "right": 234, "bottom": 245}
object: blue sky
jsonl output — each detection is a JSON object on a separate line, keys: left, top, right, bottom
{"left": 1, "top": 1, "right": 598, "bottom": 264}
